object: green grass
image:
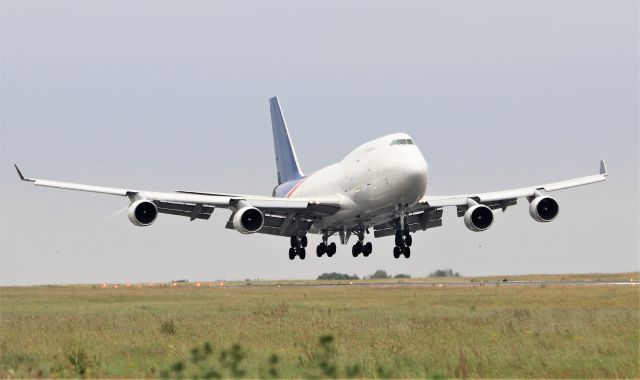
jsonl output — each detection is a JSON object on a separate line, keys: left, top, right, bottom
{"left": 1, "top": 276, "right": 638, "bottom": 378}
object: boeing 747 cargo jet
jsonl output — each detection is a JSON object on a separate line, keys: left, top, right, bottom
{"left": 15, "top": 97, "right": 608, "bottom": 260}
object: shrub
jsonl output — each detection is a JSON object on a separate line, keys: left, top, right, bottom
{"left": 160, "top": 320, "right": 177, "bottom": 335}
{"left": 394, "top": 274, "right": 411, "bottom": 279}
{"left": 67, "top": 348, "right": 90, "bottom": 377}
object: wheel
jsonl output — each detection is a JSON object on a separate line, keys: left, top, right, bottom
{"left": 352, "top": 244, "right": 360, "bottom": 257}
{"left": 316, "top": 243, "right": 325, "bottom": 257}
{"left": 404, "top": 230, "right": 411, "bottom": 238}
{"left": 299, "top": 248, "right": 306, "bottom": 260}
{"left": 395, "top": 234, "right": 403, "bottom": 247}
{"left": 403, "top": 246, "right": 411, "bottom": 258}
{"left": 405, "top": 234, "right": 413, "bottom": 247}
{"left": 393, "top": 246, "right": 401, "bottom": 259}
{"left": 363, "top": 242, "right": 372, "bottom": 256}
{"left": 290, "top": 236, "right": 297, "bottom": 248}
{"left": 327, "top": 242, "right": 337, "bottom": 256}
{"left": 289, "top": 248, "right": 296, "bottom": 260}
{"left": 301, "top": 235, "right": 308, "bottom": 248}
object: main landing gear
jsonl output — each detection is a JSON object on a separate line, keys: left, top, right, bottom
{"left": 392, "top": 209, "right": 412, "bottom": 259}
{"left": 352, "top": 231, "right": 373, "bottom": 257}
{"left": 393, "top": 231, "right": 413, "bottom": 259}
{"left": 317, "top": 233, "right": 337, "bottom": 257}
{"left": 289, "top": 235, "right": 308, "bottom": 260}
{"left": 393, "top": 230, "right": 412, "bottom": 258}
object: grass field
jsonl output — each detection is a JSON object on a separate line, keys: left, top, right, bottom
{"left": 1, "top": 274, "right": 638, "bottom": 378}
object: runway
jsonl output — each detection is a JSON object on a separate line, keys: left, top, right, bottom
{"left": 221, "top": 280, "right": 638, "bottom": 289}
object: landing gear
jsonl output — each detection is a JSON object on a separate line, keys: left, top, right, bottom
{"left": 316, "top": 232, "right": 336, "bottom": 258}
{"left": 316, "top": 242, "right": 336, "bottom": 257}
{"left": 289, "top": 235, "right": 307, "bottom": 260}
{"left": 352, "top": 241, "right": 362, "bottom": 257}
{"left": 393, "top": 215, "right": 412, "bottom": 259}
{"left": 393, "top": 232, "right": 412, "bottom": 259}
{"left": 352, "top": 231, "right": 373, "bottom": 257}
{"left": 363, "top": 242, "right": 372, "bottom": 256}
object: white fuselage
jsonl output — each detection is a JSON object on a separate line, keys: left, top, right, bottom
{"left": 283, "top": 133, "right": 428, "bottom": 232}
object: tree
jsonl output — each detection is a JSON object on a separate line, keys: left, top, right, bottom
{"left": 429, "top": 269, "right": 461, "bottom": 278}
{"left": 317, "top": 273, "right": 359, "bottom": 281}
{"left": 370, "top": 270, "right": 389, "bottom": 279}
{"left": 394, "top": 274, "right": 411, "bottom": 279}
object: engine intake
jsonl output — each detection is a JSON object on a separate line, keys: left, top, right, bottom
{"left": 464, "top": 204, "right": 494, "bottom": 232}
{"left": 232, "top": 206, "right": 264, "bottom": 234}
{"left": 529, "top": 196, "right": 559, "bottom": 222}
{"left": 128, "top": 199, "right": 158, "bottom": 226}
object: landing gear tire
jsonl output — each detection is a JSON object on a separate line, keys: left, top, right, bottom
{"left": 298, "top": 248, "right": 306, "bottom": 260}
{"left": 301, "top": 235, "right": 308, "bottom": 248}
{"left": 316, "top": 244, "right": 325, "bottom": 257}
{"left": 395, "top": 234, "right": 404, "bottom": 247}
{"left": 405, "top": 234, "right": 413, "bottom": 247}
{"left": 352, "top": 242, "right": 363, "bottom": 257}
{"left": 289, "top": 248, "right": 296, "bottom": 260}
{"left": 363, "top": 242, "right": 373, "bottom": 256}
{"left": 403, "top": 246, "right": 411, "bottom": 258}
{"left": 327, "top": 242, "right": 337, "bottom": 257}
{"left": 393, "top": 246, "right": 401, "bottom": 259}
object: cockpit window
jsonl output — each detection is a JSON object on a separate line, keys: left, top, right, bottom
{"left": 390, "top": 139, "right": 414, "bottom": 146}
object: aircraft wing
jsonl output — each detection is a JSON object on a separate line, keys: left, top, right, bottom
{"left": 13, "top": 165, "right": 341, "bottom": 234}
{"left": 376, "top": 161, "right": 608, "bottom": 238}
{"left": 419, "top": 160, "right": 607, "bottom": 208}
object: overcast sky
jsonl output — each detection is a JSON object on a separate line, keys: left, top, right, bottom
{"left": 1, "top": 0, "right": 638, "bottom": 286}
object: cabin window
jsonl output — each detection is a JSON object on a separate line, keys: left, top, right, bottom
{"left": 391, "top": 139, "right": 414, "bottom": 146}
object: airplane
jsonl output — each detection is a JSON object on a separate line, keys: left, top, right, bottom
{"left": 15, "top": 97, "right": 608, "bottom": 260}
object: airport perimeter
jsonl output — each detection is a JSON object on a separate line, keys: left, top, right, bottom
{"left": 1, "top": 273, "right": 638, "bottom": 378}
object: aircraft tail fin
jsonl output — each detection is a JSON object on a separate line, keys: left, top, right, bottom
{"left": 270, "top": 97, "right": 304, "bottom": 184}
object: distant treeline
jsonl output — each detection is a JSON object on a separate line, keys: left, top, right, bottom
{"left": 429, "top": 269, "right": 461, "bottom": 278}
{"left": 317, "top": 270, "right": 411, "bottom": 281}
{"left": 317, "top": 269, "right": 461, "bottom": 280}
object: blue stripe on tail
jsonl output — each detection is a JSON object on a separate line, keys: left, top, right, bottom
{"left": 270, "top": 97, "right": 304, "bottom": 185}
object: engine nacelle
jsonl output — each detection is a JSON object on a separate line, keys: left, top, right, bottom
{"left": 232, "top": 206, "right": 264, "bottom": 234}
{"left": 529, "top": 195, "right": 559, "bottom": 222}
{"left": 128, "top": 199, "right": 158, "bottom": 226}
{"left": 464, "top": 204, "right": 494, "bottom": 232}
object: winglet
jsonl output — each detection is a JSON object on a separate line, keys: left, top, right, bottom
{"left": 14, "top": 164, "right": 34, "bottom": 182}
{"left": 599, "top": 160, "right": 608, "bottom": 177}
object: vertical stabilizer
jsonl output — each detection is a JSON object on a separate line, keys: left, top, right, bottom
{"left": 270, "top": 97, "right": 304, "bottom": 184}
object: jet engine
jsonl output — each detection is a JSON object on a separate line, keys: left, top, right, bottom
{"left": 529, "top": 195, "right": 559, "bottom": 222}
{"left": 128, "top": 199, "right": 158, "bottom": 226}
{"left": 232, "top": 206, "right": 264, "bottom": 234}
{"left": 464, "top": 204, "right": 494, "bottom": 232}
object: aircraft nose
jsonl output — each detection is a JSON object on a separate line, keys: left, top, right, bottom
{"left": 405, "top": 160, "right": 428, "bottom": 188}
